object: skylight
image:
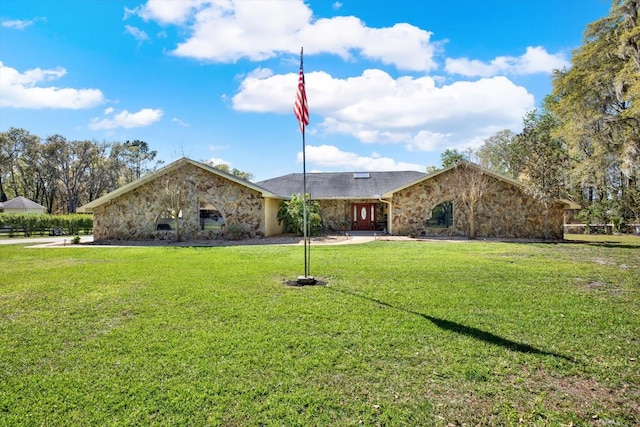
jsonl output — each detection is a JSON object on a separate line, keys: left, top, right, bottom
{"left": 353, "top": 172, "right": 370, "bottom": 179}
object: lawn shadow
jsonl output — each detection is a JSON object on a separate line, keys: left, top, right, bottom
{"left": 328, "top": 287, "right": 576, "bottom": 363}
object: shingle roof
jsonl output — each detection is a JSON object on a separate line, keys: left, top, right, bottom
{"left": 257, "top": 171, "right": 427, "bottom": 199}
{"left": 1, "top": 196, "right": 46, "bottom": 210}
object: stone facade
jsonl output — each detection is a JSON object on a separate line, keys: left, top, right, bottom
{"left": 392, "top": 168, "right": 565, "bottom": 239}
{"left": 92, "top": 163, "right": 266, "bottom": 241}
{"left": 85, "top": 158, "right": 569, "bottom": 242}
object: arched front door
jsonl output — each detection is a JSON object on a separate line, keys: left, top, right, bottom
{"left": 352, "top": 203, "right": 377, "bottom": 230}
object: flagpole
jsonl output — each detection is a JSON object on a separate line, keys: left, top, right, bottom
{"left": 302, "top": 118, "right": 309, "bottom": 277}
{"left": 294, "top": 47, "right": 313, "bottom": 284}
{"left": 300, "top": 47, "right": 309, "bottom": 278}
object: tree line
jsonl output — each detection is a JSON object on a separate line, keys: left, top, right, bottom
{"left": 0, "top": 130, "right": 163, "bottom": 213}
{"left": 439, "top": 0, "right": 639, "bottom": 228}
{"left": 0, "top": 129, "right": 254, "bottom": 215}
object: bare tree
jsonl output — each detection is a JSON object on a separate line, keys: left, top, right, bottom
{"left": 451, "top": 161, "right": 494, "bottom": 239}
{"left": 159, "top": 170, "right": 197, "bottom": 242}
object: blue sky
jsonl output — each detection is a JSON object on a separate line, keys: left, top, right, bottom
{"left": 1, "top": 0, "right": 612, "bottom": 181}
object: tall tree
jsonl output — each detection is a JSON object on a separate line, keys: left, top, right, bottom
{"left": 550, "top": 0, "right": 639, "bottom": 222}
{"left": 450, "top": 162, "right": 494, "bottom": 239}
{"left": 121, "top": 140, "right": 161, "bottom": 181}
{"left": 476, "top": 129, "right": 521, "bottom": 179}
{"left": 514, "top": 109, "right": 570, "bottom": 239}
{"left": 207, "top": 161, "right": 255, "bottom": 181}
{"left": 43, "top": 136, "right": 94, "bottom": 213}
{"left": 0, "top": 128, "right": 41, "bottom": 201}
{"left": 440, "top": 148, "right": 467, "bottom": 168}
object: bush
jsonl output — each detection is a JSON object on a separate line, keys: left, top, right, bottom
{"left": 277, "top": 193, "right": 323, "bottom": 236}
{"left": 224, "top": 223, "right": 246, "bottom": 240}
{"left": 0, "top": 214, "right": 93, "bottom": 237}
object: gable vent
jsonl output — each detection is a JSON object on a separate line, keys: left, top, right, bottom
{"left": 353, "top": 172, "right": 370, "bottom": 179}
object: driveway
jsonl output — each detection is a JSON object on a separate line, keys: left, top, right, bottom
{"left": 0, "top": 235, "right": 94, "bottom": 246}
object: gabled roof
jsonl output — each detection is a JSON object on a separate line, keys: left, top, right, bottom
{"left": 385, "top": 160, "right": 580, "bottom": 208}
{"left": 1, "top": 196, "right": 46, "bottom": 210}
{"left": 257, "top": 171, "right": 427, "bottom": 199}
{"left": 78, "top": 157, "right": 279, "bottom": 213}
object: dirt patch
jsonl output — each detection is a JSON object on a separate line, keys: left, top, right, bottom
{"left": 425, "top": 367, "right": 639, "bottom": 425}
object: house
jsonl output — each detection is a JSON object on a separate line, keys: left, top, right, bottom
{"left": 0, "top": 196, "right": 47, "bottom": 214}
{"left": 78, "top": 157, "right": 579, "bottom": 241}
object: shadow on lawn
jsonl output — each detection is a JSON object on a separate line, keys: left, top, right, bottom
{"left": 329, "top": 287, "right": 576, "bottom": 363}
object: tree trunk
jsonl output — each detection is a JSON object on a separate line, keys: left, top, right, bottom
{"left": 469, "top": 203, "right": 477, "bottom": 239}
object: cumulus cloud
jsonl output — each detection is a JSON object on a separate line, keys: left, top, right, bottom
{"left": 445, "top": 46, "right": 569, "bottom": 77}
{"left": 130, "top": 0, "right": 437, "bottom": 71}
{"left": 0, "top": 62, "right": 104, "bottom": 109}
{"left": 127, "top": 0, "right": 209, "bottom": 25}
{"left": 233, "top": 68, "right": 533, "bottom": 152}
{"left": 89, "top": 107, "right": 163, "bottom": 130}
{"left": 300, "top": 144, "right": 424, "bottom": 172}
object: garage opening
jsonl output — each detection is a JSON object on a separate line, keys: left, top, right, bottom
{"left": 199, "top": 201, "right": 225, "bottom": 231}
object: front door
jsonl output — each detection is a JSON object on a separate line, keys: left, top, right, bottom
{"left": 352, "top": 203, "right": 377, "bottom": 231}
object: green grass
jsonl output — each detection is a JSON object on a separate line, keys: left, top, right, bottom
{"left": 1, "top": 238, "right": 639, "bottom": 426}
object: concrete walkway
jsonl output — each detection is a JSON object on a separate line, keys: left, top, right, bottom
{"left": 0, "top": 235, "right": 94, "bottom": 246}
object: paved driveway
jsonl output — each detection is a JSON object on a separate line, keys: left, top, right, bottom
{"left": 0, "top": 236, "right": 94, "bottom": 246}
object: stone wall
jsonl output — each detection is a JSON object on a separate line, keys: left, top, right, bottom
{"left": 93, "top": 163, "right": 266, "bottom": 241}
{"left": 392, "top": 168, "right": 565, "bottom": 239}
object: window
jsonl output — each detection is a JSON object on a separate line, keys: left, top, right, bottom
{"left": 199, "top": 201, "right": 225, "bottom": 231}
{"left": 428, "top": 201, "right": 453, "bottom": 228}
{"left": 156, "top": 209, "right": 181, "bottom": 231}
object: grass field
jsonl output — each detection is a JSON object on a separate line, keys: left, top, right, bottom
{"left": 1, "top": 236, "right": 638, "bottom": 426}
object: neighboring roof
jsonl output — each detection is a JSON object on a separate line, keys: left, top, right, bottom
{"left": 78, "top": 157, "right": 279, "bottom": 213}
{"left": 1, "top": 196, "right": 46, "bottom": 210}
{"left": 257, "top": 171, "right": 427, "bottom": 199}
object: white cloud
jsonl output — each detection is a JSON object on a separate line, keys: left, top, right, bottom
{"left": 171, "top": 117, "right": 190, "bottom": 127}
{"left": 132, "top": 0, "right": 437, "bottom": 71}
{"left": 332, "top": 2, "right": 343, "bottom": 10}
{"left": 233, "top": 68, "right": 533, "bottom": 152}
{"left": 445, "top": 46, "right": 569, "bottom": 77}
{"left": 124, "top": 25, "right": 149, "bottom": 41}
{"left": 0, "top": 62, "right": 104, "bottom": 109}
{"left": 129, "top": 0, "right": 209, "bottom": 25}
{"left": 207, "top": 157, "right": 232, "bottom": 167}
{"left": 301, "top": 144, "right": 424, "bottom": 172}
{"left": 1, "top": 17, "right": 45, "bottom": 30}
{"left": 89, "top": 108, "right": 163, "bottom": 130}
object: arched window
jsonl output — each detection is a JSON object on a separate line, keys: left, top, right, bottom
{"left": 428, "top": 201, "right": 453, "bottom": 228}
{"left": 199, "top": 201, "right": 225, "bottom": 231}
{"left": 156, "top": 209, "right": 181, "bottom": 231}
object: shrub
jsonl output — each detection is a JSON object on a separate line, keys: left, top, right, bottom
{"left": 277, "top": 193, "right": 323, "bottom": 236}
{"left": 0, "top": 214, "right": 93, "bottom": 237}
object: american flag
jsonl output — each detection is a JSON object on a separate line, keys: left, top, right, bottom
{"left": 293, "top": 50, "right": 309, "bottom": 133}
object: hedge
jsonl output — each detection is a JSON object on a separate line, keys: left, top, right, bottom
{"left": 0, "top": 214, "right": 93, "bottom": 237}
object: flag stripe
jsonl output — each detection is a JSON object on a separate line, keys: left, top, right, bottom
{"left": 294, "top": 59, "right": 309, "bottom": 133}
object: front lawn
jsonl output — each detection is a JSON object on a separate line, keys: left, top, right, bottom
{"left": 1, "top": 239, "right": 638, "bottom": 425}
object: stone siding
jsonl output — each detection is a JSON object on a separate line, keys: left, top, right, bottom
{"left": 392, "top": 169, "right": 564, "bottom": 239}
{"left": 93, "top": 163, "right": 265, "bottom": 241}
